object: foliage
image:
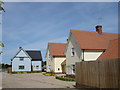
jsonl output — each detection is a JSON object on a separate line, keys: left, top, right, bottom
{"left": 0, "top": 42, "right": 4, "bottom": 47}
{"left": 0, "top": 0, "right": 5, "bottom": 12}
{"left": 55, "top": 76, "right": 75, "bottom": 82}
{"left": 43, "top": 73, "right": 55, "bottom": 76}
{"left": 12, "top": 71, "right": 42, "bottom": 74}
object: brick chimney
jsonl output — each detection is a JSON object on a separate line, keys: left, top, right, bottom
{"left": 95, "top": 25, "right": 102, "bottom": 34}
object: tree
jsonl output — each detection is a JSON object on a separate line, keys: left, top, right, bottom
{"left": 0, "top": 0, "right": 5, "bottom": 12}
{"left": 0, "top": 0, "right": 4, "bottom": 55}
{"left": 0, "top": 41, "right": 4, "bottom": 47}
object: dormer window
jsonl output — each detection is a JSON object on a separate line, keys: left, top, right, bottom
{"left": 71, "top": 48, "right": 75, "bottom": 57}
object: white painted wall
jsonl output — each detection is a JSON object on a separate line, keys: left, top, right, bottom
{"left": 46, "top": 49, "right": 54, "bottom": 72}
{"left": 54, "top": 57, "right": 66, "bottom": 73}
{"left": 12, "top": 58, "right": 31, "bottom": 72}
{"left": 12, "top": 49, "right": 31, "bottom": 72}
{"left": 66, "top": 33, "right": 82, "bottom": 74}
{"left": 32, "top": 61, "right": 42, "bottom": 71}
{"left": 16, "top": 50, "right": 28, "bottom": 57}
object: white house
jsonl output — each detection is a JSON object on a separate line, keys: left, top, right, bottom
{"left": 65, "top": 25, "right": 119, "bottom": 75}
{"left": 46, "top": 43, "right": 66, "bottom": 73}
{"left": 11, "top": 47, "right": 42, "bottom": 72}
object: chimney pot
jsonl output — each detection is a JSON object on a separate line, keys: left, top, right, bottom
{"left": 95, "top": 25, "right": 102, "bottom": 34}
{"left": 19, "top": 47, "right": 22, "bottom": 49}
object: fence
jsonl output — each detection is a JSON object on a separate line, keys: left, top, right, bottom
{"left": 7, "top": 67, "right": 12, "bottom": 73}
{"left": 75, "top": 59, "right": 119, "bottom": 88}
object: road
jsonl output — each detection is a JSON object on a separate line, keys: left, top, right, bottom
{"left": 2, "top": 73, "right": 76, "bottom": 88}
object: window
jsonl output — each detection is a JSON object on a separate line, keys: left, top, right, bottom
{"left": 58, "top": 68, "right": 60, "bottom": 71}
{"left": 19, "top": 66, "right": 24, "bottom": 69}
{"left": 72, "top": 65, "right": 75, "bottom": 74}
{"left": 20, "top": 57, "right": 24, "bottom": 61}
{"left": 71, "top": 48, "right": 75, "bottom": 57}
{"left": 36, "top": 65, "right": 39, "bottom": 69}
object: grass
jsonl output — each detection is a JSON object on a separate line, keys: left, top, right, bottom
{"left": 55, "top": 76, "right": 75, "bottom": 82}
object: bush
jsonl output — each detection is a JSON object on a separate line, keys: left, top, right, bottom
{"left": 43, "top": 73, "right": 55, "bottom": 76}
{"left": 55, "top": 76, "right": 75, "bottom": 82}
{"left": 17, "top": 72, "right": 27, "bottom": 74}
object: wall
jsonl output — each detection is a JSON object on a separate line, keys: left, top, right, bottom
{"left": 83, "top": 50, "right": 103, "bottom": 61}
{"left": 54, "top": 57, "right": 66, "bottom": 73}
{"left": 12, "top": 58, "right": 31, "bottom": 72}
{"left": 76, "top": 59, "right": 119, "bottom": 88}
{"left": 66, "top": 33, "right": 82, "bottom": 74}
{"left": 32, "top": 61, "right": 42, "bottom": 71}
{"left": 46, "top": 49, "right": 54, "bottom": 72}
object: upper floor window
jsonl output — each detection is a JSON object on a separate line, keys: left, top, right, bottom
{"left": 20, "top": 57, "right": 24, "bottom": 61}
{"left": 71, "top": 48, "right": 75, "bottom": 57}
{"left": 72, "top": 65, "right": 75, "bottom": 74}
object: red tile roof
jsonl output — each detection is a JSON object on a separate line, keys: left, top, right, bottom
{"left": 61, "top": 60, "right": 66, "bottom": 65}
{"left": 71, "top": 30, "right": 119, "bottom": 50}
{"left": 97, "top": 38, "right": 120, "bottom": 60}
{"left": 48, "top": 43, "right": 66, "bottom": 57}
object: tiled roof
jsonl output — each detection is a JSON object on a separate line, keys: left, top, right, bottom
{"left": 97, "top": 38, "right": 120, "bottom": 60}
{"left": 61, "top": 60, "right": 66, "bottom": 65}
{"left": 26, "top": 50, "right": 42, "bottom": 61}
{"left": 48, "top": 43, "right": 66, "bottom": 57}
{"left": 71, "top": 30, "right": 119, "bottom": 50}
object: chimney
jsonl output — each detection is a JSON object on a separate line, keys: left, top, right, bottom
{"left": 19, "top": 46, "right": 23, "bottom": 50}
{"left": 95, "top": 25, "right": 102, "bottom": 34}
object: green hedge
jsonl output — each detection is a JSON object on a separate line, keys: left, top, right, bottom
{"left": 55, "top": 76, "right": 75, "bottom": 82}
{"left": 43, "top": 73, "right": 55, "bottom": 76}
{"left": 12, "top": 71, "right": 42, "bottom": 74}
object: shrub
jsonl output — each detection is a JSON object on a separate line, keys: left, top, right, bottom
{"left": 43, "top": 73, "right": 55, "bottom": 76}
{"left": 55, "top": 76, "right": 75, "bottom": 82}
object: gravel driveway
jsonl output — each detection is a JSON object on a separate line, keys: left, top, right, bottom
{"left": 2, "top": 73, "right": 75, "bottom": 88}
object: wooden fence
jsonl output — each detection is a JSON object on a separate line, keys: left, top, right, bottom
{"left": 75, "top": 59, "right": 119, "bottom": 88}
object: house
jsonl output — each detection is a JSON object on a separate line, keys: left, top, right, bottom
{"left": 65, "top": 25, "right": 119, "bottom": 74}
{"left": 11, "top": 47, "right": 42, "bottom": 72}
{"left": 46, "top": 43, "right": 66, "bottom": 73}
{"left": 97, "top": 37, "right": 120, "bottom": 60}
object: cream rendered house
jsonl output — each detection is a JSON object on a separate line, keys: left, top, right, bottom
{"left": 65, "top": 25, "right": 119, "bottom": 74}
{"left": 46, "top": 43, "right": 66, "bottom": 73}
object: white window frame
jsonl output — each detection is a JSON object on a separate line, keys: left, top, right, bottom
{"left": 19, "top": 66, "right": 24, "bottom": 69}
{"left": 72, "top": 64, "right": 75, "bottom": 74}
{"left": 71, "top": 48, "right": 75, "bottom": 57}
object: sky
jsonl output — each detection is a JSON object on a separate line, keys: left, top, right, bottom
{"left": 1, "top": 2, "right": 118, "bottom": 64}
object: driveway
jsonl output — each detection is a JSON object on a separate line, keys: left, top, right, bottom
{"left": 2, "top": 73, "right": 76, "bottom": 88}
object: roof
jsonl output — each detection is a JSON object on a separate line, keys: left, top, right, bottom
{"left": 48, "top": 43, "right": 66, "bottom": 57}
{"left": 26, "top": 50, "right": 42, "bottom": 61}
{"left": 61, "top": 60, "right": 66, "bottom": 65}
{"left": 71, "top": 30, "right": 119, "bottom": 50}
{"left": 97, "top": 38, "right": 120, "bottom": 60}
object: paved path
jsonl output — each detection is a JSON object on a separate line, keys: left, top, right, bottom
{"left": 2, "top": 73, "right": 76, "bottom": 88}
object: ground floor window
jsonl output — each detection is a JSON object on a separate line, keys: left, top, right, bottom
{"left": 36, "top": 65, "right": 39, "bottom": 69}
{"left": 19, "top": 66, "right": 24, "bottom": 69}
